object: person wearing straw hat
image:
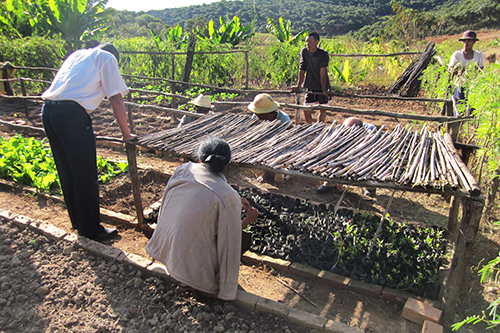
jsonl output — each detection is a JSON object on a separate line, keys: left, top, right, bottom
{"left": 247, "top": 93, "right": 291, "bottom": 124}
{"left": 178, "top": 94, "right": 214, "bottom": 127}
{"left": 248, "top": 94, "right": 291, "bottom": 184}
{"left": 448, "top": 30, "right": 484, "bottom": 106}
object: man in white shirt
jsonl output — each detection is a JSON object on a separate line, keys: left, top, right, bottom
{"left": 41, "top": 43, "right": 132, "bottom": 241}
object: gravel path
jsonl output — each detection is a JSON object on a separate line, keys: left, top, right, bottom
{"left": 0, "top": 216, "right": 317, "bottom": 333}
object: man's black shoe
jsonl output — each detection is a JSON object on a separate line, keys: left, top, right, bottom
{"left": 92, "top": 227, "right": 118, "bottom": 241}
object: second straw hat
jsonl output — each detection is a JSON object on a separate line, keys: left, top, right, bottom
{"left": 248, "top": 93, "right": 279, "bottom": 114}
{"left": 191, "top": 94, "right": 214, "bottom": 108}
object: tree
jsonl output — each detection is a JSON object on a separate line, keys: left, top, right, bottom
{"left": 32, "top": 0, "right": 113, "bottom": 52}
{"left": 0, "top": 0, "right": 113, "bottom": 52}
{"left": 194, "top": 15, "right": 254, "bottom": 47}
{"left": 266, "top": 17, "right": 308, "bottom": 45}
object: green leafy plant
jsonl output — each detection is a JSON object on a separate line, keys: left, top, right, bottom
{"left": 194, "top": 15, "right": 254, "bottom": 47}
{"left": 452, "top": 252, "right": 500, "bottom": 330}
{"left": 0, "top": 135, "right": 128, "bottom": 192}
{"left": 266, "top": 17, "right": 308, "bottom": 46}
{"left": 0, "top": 135, "right": 60, "bottom": 191}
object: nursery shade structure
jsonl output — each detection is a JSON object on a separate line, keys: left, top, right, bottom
{"left": 129, "top": 112, "right": 483, "bottom": 327}
{"left": 136, "top": 113, "right": 478, "bottom": 196}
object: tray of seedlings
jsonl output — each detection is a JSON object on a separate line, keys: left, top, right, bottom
{"left": 237, "top": 186, "right": 446, "bottom": 299}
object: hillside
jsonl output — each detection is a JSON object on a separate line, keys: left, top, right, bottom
{"left": 145, "top": 0, "right": 450, "bottom": 35}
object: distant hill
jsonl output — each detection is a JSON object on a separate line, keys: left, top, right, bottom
{"left": 108, "top": 0, "right": 500, "bottom": 40}
{"left": 146, "top": 0, "right": 450, "bottom": 35}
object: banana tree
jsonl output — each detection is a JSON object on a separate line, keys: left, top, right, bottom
{"left": 32, "top": 0, "right": 113, "bottom": 53}
{"left": 0, "top": 0, "right": 33, "bottom": 37}
{"left": 266, "top": 16, "right": 308, "bottom": 46}
{"left": 194, "top": 15, "right": 254, "bottom": 47}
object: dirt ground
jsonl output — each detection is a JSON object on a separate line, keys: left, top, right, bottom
{"left": 0, "top": 85, "right": 498, "bottom": 332}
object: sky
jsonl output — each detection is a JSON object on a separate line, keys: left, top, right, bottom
{"left": 105, "top": 0, "right": 222, "bottom": 12}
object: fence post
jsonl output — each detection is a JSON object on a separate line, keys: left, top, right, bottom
{"left": 171, "top": 54, "right": 177, "bottom": 121}
{"left": 19, "top": 80, "right": 30, "bottom": 119}
{"left": 295, "top": 93, "right": 301, "bottom": 125}
{"left": 443, "top": 100, "right": 459, "bottom": 142}
{"left": 442, "top": 196, "right": 484, "bottom": 327}
{"left": 1, "top": 62, "right": 15, "bottom": 96}
{"left": 245, "top": 51, "right": 249, "bottom": 90}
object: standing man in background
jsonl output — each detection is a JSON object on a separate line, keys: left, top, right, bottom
{"left": 290, "top": 32, "right": 331, "bottom": 123}
{"left": 41, "top": 43, "right": 132, "bottom": 241}
{"left": 448, "top": 30, "right": 484, "bottom": 111}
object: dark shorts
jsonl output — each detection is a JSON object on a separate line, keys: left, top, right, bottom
{"left": 305, "top": 91, "right": 329, "bottom": 105}
{"left": 453, "top": 87, "right": 466, "bottom": 101}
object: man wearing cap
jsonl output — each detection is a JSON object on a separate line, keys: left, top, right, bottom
{"left": 41, "top": 43, "right": 132, "bottom": 242}
{"left": 290, "top": 32, "right": 331, "bottom": 124}
{"left": 448, "top": 30, "right": 484, "bottom": 107}
{"left": 248, "top": 93, "right": 291, "bottom": 124}
{"left": 177, "top": 94, "right": 215, "bottom": 127}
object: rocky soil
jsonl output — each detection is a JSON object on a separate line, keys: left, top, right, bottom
{"left": 0, "top": 217, "right": 317, "bottom": 333}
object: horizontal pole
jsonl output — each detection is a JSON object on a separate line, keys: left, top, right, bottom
{"left": 240, "top": 163, "right": 471, "bottom": 197}
{"left": 329, "top": 51, "right": 421, "bottom": 57}
{"left": 121, "top": 50, "right": 248, "bottom": 55}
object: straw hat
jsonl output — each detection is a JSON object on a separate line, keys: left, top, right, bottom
{"left": 191, "top": 94, "right": 214, "bottom": 108}
{"left": 459, "top": 30, "right": 479, "bottom": 41}
{"left": 248, "top": 93, "right": 279, "bottom": 114}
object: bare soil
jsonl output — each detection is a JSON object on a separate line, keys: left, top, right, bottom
{"left": 0, "top": 85, "right": 498, "bottom": 332}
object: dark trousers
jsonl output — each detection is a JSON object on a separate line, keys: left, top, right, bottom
{"left": 42, "top": 101, "right": 103, "bottom": 238}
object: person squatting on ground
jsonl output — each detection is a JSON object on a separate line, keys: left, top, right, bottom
{"left": 448, "top": 30, "right": 484, "bottom": 114}
{"left": 41, "top": 43, "right": 132, "bottom": 241}
{"left": 146, "top": 137, "right": 259, "bottom": 301}
{"left": 317, "top": 117, "right": 377, "bottom": 197}
{"left": 177, "top": 94, "right": 214, "bottom": 128}
{"left": 248, "top": 93, "right": 291, "bottom": 184}
{"left": 290, "top": 32, "right": 331, "bottom": 124}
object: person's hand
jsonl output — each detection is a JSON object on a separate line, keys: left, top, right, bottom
{"left": 290, "top": 86, "right": 300, "bottom": 93}
{"left": 241, "top": 198, "right": 250, "bottom": 211}
{"left": 323, "top": 89, "right": 329, "bottom": 98}
{"left": 242, "top": 207, "right": 258, "bottom": 229}
{"left": 246, "top": 207, "right": 258, "bottom": 223}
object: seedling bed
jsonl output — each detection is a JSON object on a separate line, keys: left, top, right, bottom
{"left": 238, "top": 186, "right": 446, "bottom": 298}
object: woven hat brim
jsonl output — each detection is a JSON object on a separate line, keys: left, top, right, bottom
{"left": 248, "top": 101, "right": 279, "bottom": 114}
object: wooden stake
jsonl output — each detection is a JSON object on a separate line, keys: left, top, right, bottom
{"left": 442, "top": 196, "right": 484, "bottom": 326}
{"left": 125, "top": 142, "right": 145, "bottom": 229}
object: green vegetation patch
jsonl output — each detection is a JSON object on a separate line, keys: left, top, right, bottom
{"left": 0, "top": 135, "right": 128, "bottom": 193}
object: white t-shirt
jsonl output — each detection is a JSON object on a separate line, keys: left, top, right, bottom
{"left": 448, "top": 50, "right": 485, "bottom": 69}
{"left": 42, "top": 48, "right": 128, "bottom": 110}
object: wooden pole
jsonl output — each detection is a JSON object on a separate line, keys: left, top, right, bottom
{"left": 19, "top": 80, "right": 30, "bottom": 119}
{"left": 295, "top": 93, "right": 300, "bottom": 125}
{"left": 442, "top": 196, "right": 484, "bottom": 327}
{"left": 245, "top": 51, "right": 249, "bottom": 90}
{"left": 171, "top": 54, "right": 177, "bottom": 121}
{"left": 127, "top": 91, "right": 135, "bottom": 134}
{"left": 125, "top": 142, "right": 145, "bottom": 229}
{"left": 448, "top": 197, "right": 460, "bottom": 236}
{"left": 443, "top": 100, "right": 460, "bottom": 141}
{"left": 443, "top": 133, "right": 480, "bottom": 195}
